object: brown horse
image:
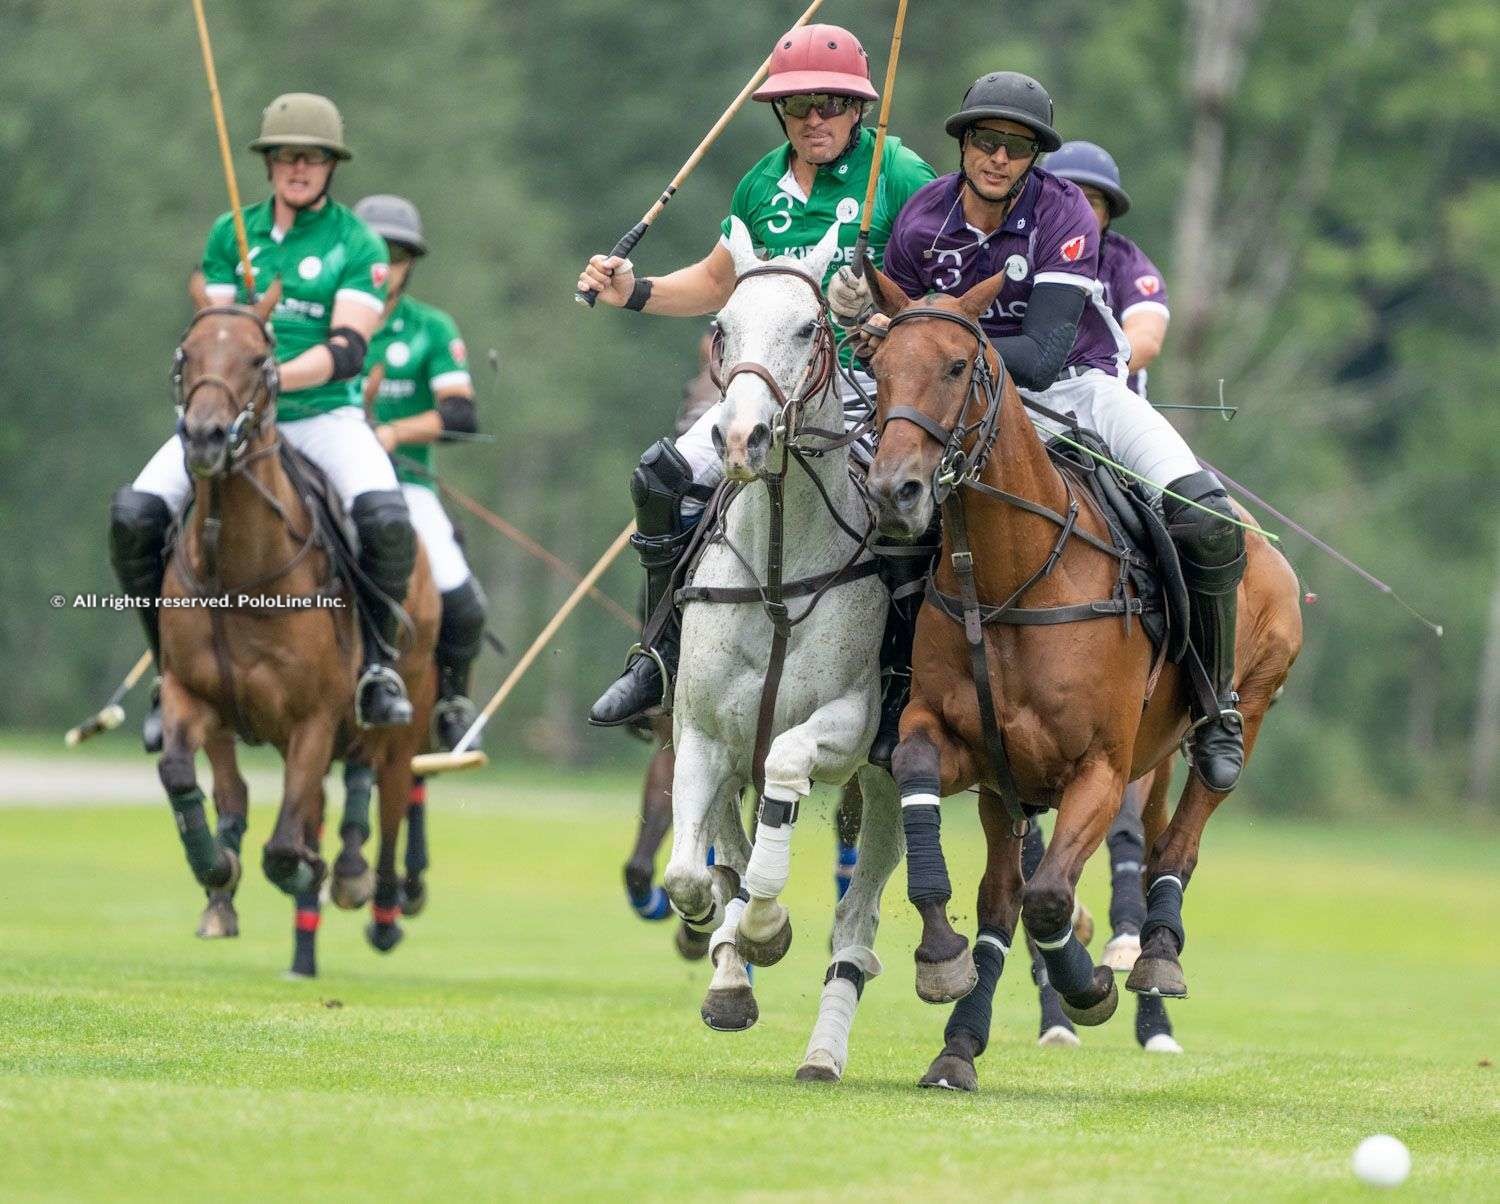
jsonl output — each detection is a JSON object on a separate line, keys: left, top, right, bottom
{"left": 156, "top": 279, "right": 439, "bottom": 960}
{"left": 861, "top": 268, "right": 1302, "bottom": 1090}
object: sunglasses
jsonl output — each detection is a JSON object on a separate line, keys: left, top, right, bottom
{"left": 265, "top": 146, "right": 335, "bottom": 166}
{"left": 774, "top": 93, "right": 860, "bottom": 120}
{"left": 966, "top": 128, "right": 1039, "bottom": 160}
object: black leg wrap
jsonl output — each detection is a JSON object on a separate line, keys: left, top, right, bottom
{"left": 167, "top": 787, "right": 230, "bottom": 886}
{"left": 1142, "top": 875, "right": 1186, "bottom": 951}
{"left": 405, "top": 791, "right": 429, "bottom": 878}
{"left": 292, "top": 889, "right": 320, "bottom": 977}
{"left": 373, "top": 875, "right": 402, "bottom": 912}
{"left": 944, "top": 927, "right": 1010, "bottom": 1055}
{"left": 902, "top": 804, "right": 951, "bottom": 905}
{"left": 340, "top": 762, "right": 374, "bottom": 842}
{"left": 1021, "top": 819, "right": 1045, "bottom": 880}
{"left": 109, "top": 486, "right": 170, "bottom": 662}
{"left": 216, "top": 813, "right": 247, "bottom": 857}
{"left": 1031, "top": 922, "right": 1096, "bottom": 999}
{"left": 1108, "top": 818, "right": 1147, "bottom": 935}
{"left": 1136, "top": 992, "right": 1172, "bottom": 1043}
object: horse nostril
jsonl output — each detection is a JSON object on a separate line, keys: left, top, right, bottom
{"left": 747, "top": 422, "right": 771, "bottom": 459}
{"left": 895, "top": 479, "right": 924, "bottom": 511}
{"left": 711, "top": 425, "right": 725, "bottom": 456}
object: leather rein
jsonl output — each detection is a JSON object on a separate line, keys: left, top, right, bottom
{"left": 880, "top": 305, "right": 1151, "bottom": 827}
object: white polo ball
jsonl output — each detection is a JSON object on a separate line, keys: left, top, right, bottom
{"left": 1352, "top": 1134, "right": 1410, "bottom": 1188}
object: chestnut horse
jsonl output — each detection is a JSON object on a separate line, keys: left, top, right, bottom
{"left": 157, "top": 279, "right": 439, "bottom": 961}
{"left": 862, "top": 269, "right": 1302, "bottom": 1090}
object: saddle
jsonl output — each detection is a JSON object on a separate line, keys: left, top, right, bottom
{"left": 1042, "top": 428, "right": 1191, "bottom": 666}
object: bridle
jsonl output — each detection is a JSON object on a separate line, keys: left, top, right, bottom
{"left": 172, "top": 305, "right": 281, "bottom": 469}
{"left": 877, "top": 305, "right": 1004, "bottom": 504}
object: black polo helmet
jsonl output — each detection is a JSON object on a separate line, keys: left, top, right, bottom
{"left": 1046, "top": 140, "right": 1131, "bottom": 217}
{"left": 944, "top": 71, "right": 1061, "bottom": 151}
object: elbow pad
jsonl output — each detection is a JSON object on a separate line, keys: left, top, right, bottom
{"left": 995, "top": 282, "right": 1086, "bottom": 391}
{"left": 437, "top": 394, "right": 478, "bottom": 435}
{"left": 326, "top": 326, "right": 369, "bottom": 382}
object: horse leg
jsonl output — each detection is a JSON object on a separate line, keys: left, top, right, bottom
{"left": 796, "top": 765, "right": 901, "bottom": 1084}
{"left": 401, "top": 776, "right": 430, "bottom": 917}
{"left": 261, "top": 720, "right": 333, "bottom": 896}
{"left": 330, "top": 759, "right": 376, "bottom": 910}
{"left": 834, "top": 777, "right": 862, "bottom": 904}
{"left": 195, "top": 728, "right": 246, "bottom": 939}
{"left": 1020, "top": 821, "right": 1080, "bottom": 1047}
{"left": 1127, "top": 643, "right": 1289, "bottom": 999}
{"left": 1111, "top": 767, "right": 1180, "bottom": 1049}
{"left": 367, "top": 738, "right": 419, "bottom": 953}
{"left": 892, "top": 727, "right": 976, "bottom": 1004}
{"left": 1022, "top": 757, "right": 1126, "bottom": 1027}
{"left": 289, "top": 803, "right": 324, "bottom": 979}
{"left": 700, "top": 781, "right": 757, "bottom": 1031}
{"left": 918, "top": 788, "right": 1026, "bottom": 1091}
{"left": 626, "top": 738, "right": 675, "bottom": 922}
{"left": 157, "top": 680, "right": 239, "bottom": 904}
{"left": 737, "top": 692, "right": 868, "bottom": 968}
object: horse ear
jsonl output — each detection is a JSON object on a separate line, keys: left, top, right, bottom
{"left": 725, "top": 216, "right": 760, "bottom": 277}
{"left": 868, "top": 263, "right": 914, "bottom": 317}
{"left": 801, "top": 221, "right": 842, "bottom": 283}
{"left": 253, "top": 277, "right": 283, "bottom": 323}
{"left": 187, "top": 268, "right": 213, "bottom": 313}
{"left": 959, "top": 270, "right": 1007, "bottom": 320}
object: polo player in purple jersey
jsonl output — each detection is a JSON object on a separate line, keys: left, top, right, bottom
{"left": 830, "top": 71, "right": 1246, "bottom": 793}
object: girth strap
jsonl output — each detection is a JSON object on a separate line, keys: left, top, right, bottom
{"left": 925, "top": 582, "right": 1150, "bottom": 627}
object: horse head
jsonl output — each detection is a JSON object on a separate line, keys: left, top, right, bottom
{"left": 176, "top": 273, "right": 282, "bottom": 479}
{"left": 713, "top": 217, "right": 841, "bottom": 481}
{"left": 864, "top": 266, "right": 1009, "bottom": 540}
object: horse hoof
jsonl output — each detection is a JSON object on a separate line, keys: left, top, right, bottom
{"left": 919, "top": 1053, "right": 978, "bottom": 1092}
{"left": 1072, "top": 900, "right": 1095, "bottom": 946}
{"left": 674, "top": 922, "right": 711, "bottom": 962}
{"left": 735, "top": 911, "right": 792, "bottom": 968}
{"left": 283, "top": 967, "right": 316, "bottom": 981}
{"left": 399, "top": 876, "right": 427, "bottom": 918}
{"left": 330, "top": 866, "right": 375, "bottom": 911}
{"left": 1102, "top": 931, "right": 1141, "bottom": 973}
{"left": 1143, "top": 1033, "right": 1184, "bottom": 1054}
{"left": 1126, "top": 956, "right": 1188, "bottom": 999}
{"left": 701, "top": 986, "right": 758, "bottom": 1032}
{"left": 365, "top": 921, "right": 404, "bottom": 954}
{"left": 915, "top": 947, "right": 977, "bottom": 1004}
{"left": 1038, "top": 1024, "right": 1081, "bottom": 1048}
{"left": 195, "top": 893, "right": 239, "bottom": 940}
{"left": 795, "top": 1049, "right": 842, "bottom": 1083}
{"left": 1059, "top": 967, "right": 1119, "bottom": 1026}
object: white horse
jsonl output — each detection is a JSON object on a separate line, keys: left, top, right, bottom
{"left": 662, "top": 218, "right": 904, "bottom": 1083}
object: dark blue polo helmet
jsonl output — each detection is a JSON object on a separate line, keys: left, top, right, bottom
{"left": 1045, "top": 140, "right": 1130, "bottom": 218}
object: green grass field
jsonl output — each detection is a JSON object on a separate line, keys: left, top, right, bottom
{"left": 0, "top": 740, "right": 1495, "bottom": 1201}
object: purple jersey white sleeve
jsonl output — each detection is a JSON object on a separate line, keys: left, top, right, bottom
{"left": 1098, "top": 231, "right": 1169, "bottom": 395}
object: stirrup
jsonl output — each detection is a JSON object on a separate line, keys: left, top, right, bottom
{"left": 355, "top": 664, "right": 412, "bottom": 729}
{"left": 624, "top": 642, "right": 673, "bottom": 714}
{"left": 1179, "top": 697, "right": 1243, "bottom": 758}
{"left": 431, "top": 695, "right": 477, "bottom": 751}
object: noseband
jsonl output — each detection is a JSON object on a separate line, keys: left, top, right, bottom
{"left": 877, "top": 306, "right": 1004, "bottom": 502}
{"left": 172, "top": 305, "right": 280, "bottom": 468}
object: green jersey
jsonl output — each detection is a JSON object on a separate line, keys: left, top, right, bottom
{"left": 364, "top": 294, "right": 473, "bottom": 489}
{"left": 202, "top": 197, "right": 389, "bottom": 423}
{"left": 718, "top": 126, "right": 935, "bottom": 285}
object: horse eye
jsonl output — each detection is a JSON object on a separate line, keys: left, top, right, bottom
{"left": 947, "top": 358, "right": 968, "bottom": 378}
{"left": 798, "top": 321, "right": 817, "bottom": 338}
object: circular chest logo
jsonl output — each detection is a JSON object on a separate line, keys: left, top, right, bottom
{"left": 297, "top": 255, "right": 323, "bottom": 280}
{"left": 385, "top": 341, "right": 411, "bottom": 368}
{"left": 835, "top": 197, "right": 860, "bottom": 224}
{"left": 1004, "top": 253, "right": 1030, "bottom": 281}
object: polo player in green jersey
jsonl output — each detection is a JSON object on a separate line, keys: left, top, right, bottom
{"left": 110, "top": 93, "right": 417, "bottom": 749}
{"left": 354, "top": 194, "right": 487, "bottom": 752}
{"left": 576, "top": 23, "right": 935, "bottom": 745}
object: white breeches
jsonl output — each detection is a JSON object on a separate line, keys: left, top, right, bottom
{"left": 402, "top": 482, "right": 471, "bottom": 593}
{"left": 134, "top": 406, "right": 400, "bottom": 515}
{"left": 1022, "top": 369, "right": 1199, "bottom": 492}
{"left": 674, "top": 366, "right": 876, "bottom": 500}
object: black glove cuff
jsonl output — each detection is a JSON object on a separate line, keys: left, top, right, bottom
{"left": 624, "top": 277, "right": 654, "bottom": 312}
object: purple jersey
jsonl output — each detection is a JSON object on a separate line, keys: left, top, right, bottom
{"left": 1098, "top": 230, "right": 1169, "bottom": 395}
{"left": 884, "top": 168, "right": 1127, "bottom": 378}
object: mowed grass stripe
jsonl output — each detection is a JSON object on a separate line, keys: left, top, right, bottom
{"left": 0, "top": 767, "right": 1495, "bottom": 1202}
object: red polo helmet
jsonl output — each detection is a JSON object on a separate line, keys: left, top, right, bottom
{"left": 753, "top": 24, "right": 879, "bottom": 102}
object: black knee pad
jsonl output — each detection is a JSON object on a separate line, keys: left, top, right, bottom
{"left": 630, "top": 438, "right": 710, "bottom": 539}
{"left": 1164, "top": 471, "right": 1245, "bottom": 593}
{"left": 438, "top": 579, "right": 487, "bottom": 662}
{"left": 109, "top": 487, "right": 171, "bottom": 585}
{"left": 351, "top": 490, "right": 415, "bottom": 596}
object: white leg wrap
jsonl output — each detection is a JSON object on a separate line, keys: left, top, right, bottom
{"left": 744, "top": 818, "right": 796, "bottom": 900}
{"left": 803, "top": 977, "right": 858, "bottom": 1074}
{"left": 710, "top": 893, "right": 746, "bottom": 957}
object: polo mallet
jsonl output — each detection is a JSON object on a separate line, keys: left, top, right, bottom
{"left": 190, "top": 0, "right": 256, "bottom": 291}
{"left": 851, "top": 0, "right": 910, "bottom": 278}
{"left": 65, "top": 650, "right": 154, "bottom": 747}
{"left": 412, "top": 521, "right": 637, "bottom": 775}
{"left": 575, "top": 0, "right": 828, "bottom": 306}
